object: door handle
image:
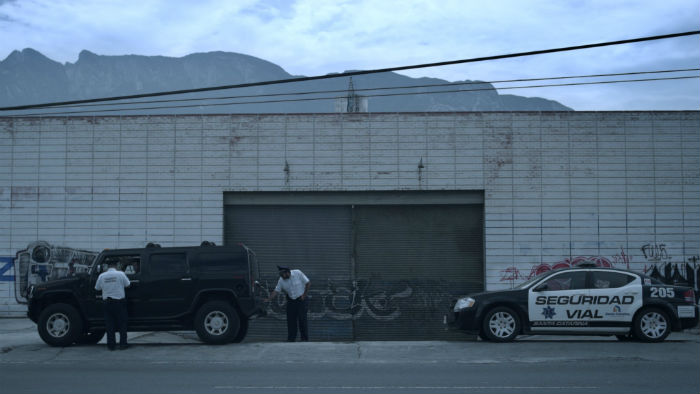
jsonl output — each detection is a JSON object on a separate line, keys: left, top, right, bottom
{"left": 181, "top": 277, "right": 192, "bottom": 281}
{"left": 130, "top": 280, "right": 140, "bottom": 285}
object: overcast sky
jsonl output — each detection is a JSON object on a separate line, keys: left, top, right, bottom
{"left": 0, "top": 0, "right": 698, "bottom": 110}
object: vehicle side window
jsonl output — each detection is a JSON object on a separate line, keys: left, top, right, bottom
{"left": 149, "top": 253, "right": 188, "bottom": 278}
{"left": 197, "top": 252, "right": 244, "bottom": 274}
{"left": 590, "top": 271, "right": 635, "bottom": 289}
{"left": 538, "top": 272, "right": 586, "bottom": 291}
{"left": 98, "top": 255, "right": 140, "bottom": 277}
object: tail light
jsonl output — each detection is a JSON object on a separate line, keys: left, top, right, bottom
{"left": 683, "top": 289, "right": 695, "bottom": 303}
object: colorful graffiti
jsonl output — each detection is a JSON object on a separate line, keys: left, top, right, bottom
{"left": 500, "top": 252, "right": 626, "bottom": 287}
{"left": 14, "top": 241, "right": 98, "bottom": 303}
{"left": 499, "top": 243, "right": 699, "bottom": 301}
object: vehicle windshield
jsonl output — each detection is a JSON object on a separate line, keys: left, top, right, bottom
{"left": 88, "top": 253, "right": 104, "bottom": 275}
{"left": 514, "top": 271, "right": 553, "bottom": 289}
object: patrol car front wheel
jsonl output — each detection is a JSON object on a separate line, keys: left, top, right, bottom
{"left": 194, "top": 301, "right": 241, "bottom": 344}
{"left": 37, "top": 303, "right": 84, "bottom": 347}
{"left": 481, "top": 306, "right": 521, "bottom": 342}
{"left": 633, "top": 307, "right": 671, "bottom": 342}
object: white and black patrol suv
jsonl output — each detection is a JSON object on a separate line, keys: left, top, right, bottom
{"left": 448, "top": 265, "right": 698, "bottom": 342}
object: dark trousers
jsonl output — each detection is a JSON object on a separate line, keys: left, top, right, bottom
{"left": 286, "top": 297, "right": 308, "bottom": 342}
{"left": 104, "top": 298, "right": 128, "bottom": 348}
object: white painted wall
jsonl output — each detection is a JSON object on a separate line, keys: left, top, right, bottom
{"left": 1, "top": 112, "right": 698, "bottom": 315}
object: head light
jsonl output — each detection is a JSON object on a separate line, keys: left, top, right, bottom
{"left": 453, "top": 297, "right": 475, "bottom": 312}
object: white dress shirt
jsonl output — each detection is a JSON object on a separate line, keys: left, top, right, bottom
{"left": 95, "top": 268, "right": 130, "bottom": 300}
{"left": 274, "top": 269, "right": 309, "bottom": 300}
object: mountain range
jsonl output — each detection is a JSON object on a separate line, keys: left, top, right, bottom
{"left": 0, "top": 48, "right": 572, "bottom": 114}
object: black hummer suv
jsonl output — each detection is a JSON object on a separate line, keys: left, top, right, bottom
{"left": 26, "top": 243, "right": 262, "bottom": 346}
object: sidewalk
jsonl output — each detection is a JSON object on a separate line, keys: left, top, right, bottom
{"left": 2, "top": 317, "right": 698, "bottom": 364}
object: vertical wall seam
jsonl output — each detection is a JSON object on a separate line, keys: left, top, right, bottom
{"left": 200, "top": 115, "right": 204, "bottom": 241}
{"left": 539, "top": 112, "right": 543, "bottom": 269}
{"left": 567, "top": 114, "right": 572, "bottom": 260}
{"left": 680, "top": 115, "right": 686, "bottom": 262}
{"left": 596, "top": 114, "right": 600, "bottom": 257}
{"left": 63, "top": 119, "right": 68, "bottom": 245}
{"left": 624, "top": 115, "right": 629, "bottom": 266}
{"left": 652, "top": 115, "right": 657, "bottom": 243}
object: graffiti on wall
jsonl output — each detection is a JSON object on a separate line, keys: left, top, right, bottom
{"left": 499, "top": 243, "right": 700, "bottom": 300}
{"left": 256, "top": 277, "right": 460, "bottom": 322}
{"left": 641, "top": 242, "right": 699, "bottom": 292}
{"left": 641, "top": 242, "right": 670, "bottom": 263}
{"left": 500, "top": 248, "right": 630, "bottom": 287}
{"left": 0, "top": 257, "right": 14, "bottom": 282}
{"left": 14, "top": 241, "right": 98, "bottom": 303}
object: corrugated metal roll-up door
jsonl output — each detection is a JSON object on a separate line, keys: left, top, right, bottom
{"left": 224, "top": 205, "right": 353, "bottom": 341}
{"left": 353, "top": 204, "right": 483, "bottom": 341}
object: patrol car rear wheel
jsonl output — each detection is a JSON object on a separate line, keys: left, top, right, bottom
{"left": 194, "top": 301, "right": 240, "bottom": 344}
{"left": 481, "top": 306, "right": 520, "bottom": 342}
{"left": 633, "top": 307, "right": 671, "bottom": 342}
{"left": 37, "top": 303, "right": 84, "bottom": 347}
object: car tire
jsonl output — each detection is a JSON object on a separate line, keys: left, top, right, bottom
{"left": 77, "top": 330, "right": 105, "bottom": 345}
{"left": 478, "top": 330, "right": 490, "bottom": 341}
{"left": 37, "top": 303, "right": 84, "bottom": 347}
{"left": 194, "top": 301, "right": 240, "bottom": 344}
{"left": 231, "top": 317, "right": 249, "bottom": 343}
{"left": 633, "top": 307, "right": 671, "bottom": 342}
{"left": 481, "top": 306, "right": 520, "bottom": 342}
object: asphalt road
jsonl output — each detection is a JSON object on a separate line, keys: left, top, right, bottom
{"left": 1, "top": 319, "right": 699, "bottom": 394}
{"left": 1, "top": 355, "right": 699, "bottom": 394}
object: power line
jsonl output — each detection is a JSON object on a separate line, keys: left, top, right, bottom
{"left": 1, "top": 30, "right": 698, "bottom": 112}
{"left": 19, "top": 68, "right": 700, "bottom": 111}
{"left": 12, "top": 75, "right": 698, "bottom": 116}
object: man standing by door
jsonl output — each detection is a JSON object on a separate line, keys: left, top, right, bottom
{"left": 95, "top": 259, "right": 131, "bottom": 350}
{"left": 267, "top": 266, "right": 310, "bottom": 342}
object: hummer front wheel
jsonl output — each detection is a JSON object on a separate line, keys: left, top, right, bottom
{"left": 37, "top": 303, "right": 84, "bottom": 347}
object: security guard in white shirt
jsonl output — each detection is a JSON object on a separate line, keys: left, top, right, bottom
{"left": 95, "top": 260, "right": 131, "bottom": 350}
{"left": 267, "top": 266, "right": 311, "bottom": 342}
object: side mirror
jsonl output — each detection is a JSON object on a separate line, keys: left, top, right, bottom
{"left": 534, "top": 283, "right": 549, "bottom": 292}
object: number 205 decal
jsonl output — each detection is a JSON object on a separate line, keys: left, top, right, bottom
{"left": 650, "top": 287, "right": 675, "bottom": 298}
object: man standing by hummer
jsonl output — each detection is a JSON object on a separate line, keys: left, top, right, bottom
{"left": 95, "top": 259, "right": 130, "bottom": 350}
{"left": 267, "top": 266, "right": 310, "bottom": 342}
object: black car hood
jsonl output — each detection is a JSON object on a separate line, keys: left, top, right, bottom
{"left": 34, "top": 275, "right": 87, "bottom": 290}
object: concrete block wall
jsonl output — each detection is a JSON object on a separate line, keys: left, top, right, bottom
{"left": 1, "top": 112, "right": 698, "bottom": 315}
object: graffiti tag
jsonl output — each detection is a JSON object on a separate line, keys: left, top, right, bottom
{"left": 0, "top": 257, "right": 13, "bottom": 282}
{"left": 256, "top": 278, "right": 461, "bottom": 322}
{"left": 641, "top": 243, "right": 670, "bottom": 263}
{"left": 14, "top": 241, "right": 98, "bottom": 303}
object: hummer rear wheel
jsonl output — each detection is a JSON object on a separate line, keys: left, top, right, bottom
{"left": 194, "top": 301, "right": 240, "bottom": 344}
